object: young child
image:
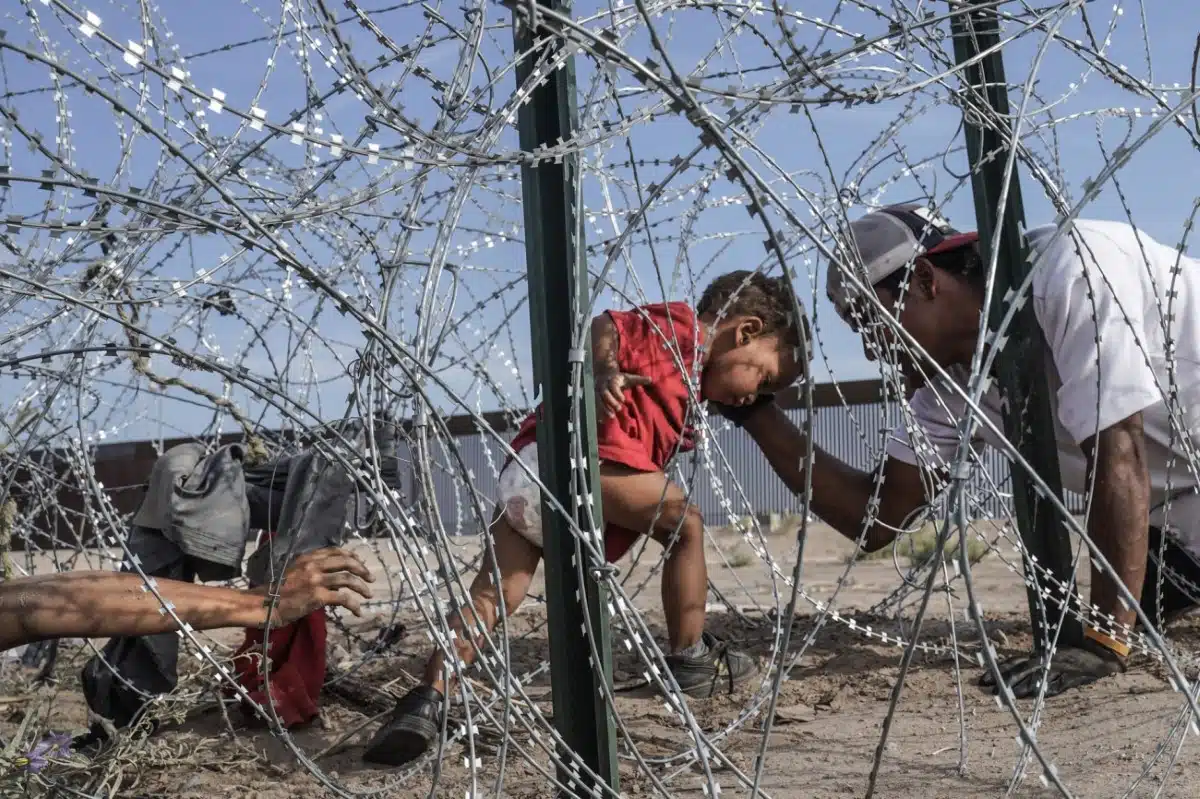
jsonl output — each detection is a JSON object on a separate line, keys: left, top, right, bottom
{"left": 363, "top": 270, "right": 804, "bottom": 767}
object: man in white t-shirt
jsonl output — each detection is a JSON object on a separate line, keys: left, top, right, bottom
{"left": 719, "top": 204, "right": 1200, "bottom": 698}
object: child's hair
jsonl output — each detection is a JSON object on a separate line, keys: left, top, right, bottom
{"left": 697, "top": 270, "right": 801, "bottom": 347}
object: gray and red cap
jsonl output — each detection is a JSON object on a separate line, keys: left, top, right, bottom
{"left": 826, "top": 204, "right": 979, "bottom": 321}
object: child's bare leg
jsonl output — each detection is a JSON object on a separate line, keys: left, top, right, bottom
{"left": 653, "top": 517, "right": 708, "bottom": 652}
{"left": 598, "top": 463, "right": 757, "bottom": 697}
{"left": 423, "top": 516, "right": 542, "bottom": 696}
{"left": 598, "top": 464, "right": 706, "bottom": 650}
{"left": 364, "top": 512, "right": 542, "bottom": 767}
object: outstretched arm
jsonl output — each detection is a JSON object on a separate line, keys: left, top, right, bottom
{"left": 0, "top": 547, "right": 374, "bottom": 651}
{"left": 740, "top": 403, "right": 929, "bottom": 551}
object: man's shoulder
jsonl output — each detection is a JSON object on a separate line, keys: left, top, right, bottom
{"left": 1026, "top": 218, "right": 1162, "bottom": 297}
{"left": 1026, "top": 218, "right": 1104, "bottom": 266}
{"left": 1025, "top": 218, "right": 1171, "bottom": 269}
{"left": 1026, "top": 217, "right": 1130, "bottom": 242}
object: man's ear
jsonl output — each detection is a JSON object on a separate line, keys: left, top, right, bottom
{"left": 914, "top": 258, "right": 938, "bottom": 300}
{"left": 736, "top": 316, "right": 765, "bottom": 345}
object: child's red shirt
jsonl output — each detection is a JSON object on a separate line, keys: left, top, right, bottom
{"left": 507, "top": 301, "right": 702, "bottom": 561}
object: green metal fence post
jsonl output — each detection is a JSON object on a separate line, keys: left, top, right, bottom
{"left": 511, "top": 4, "right": 620, "bottom": 796}
{"left": 949, "top": 3, "right": 1084, "bottom": 651}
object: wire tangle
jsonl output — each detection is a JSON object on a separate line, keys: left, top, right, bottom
{"left": 1, "top": 1, "right": 1199, "bottom": 797}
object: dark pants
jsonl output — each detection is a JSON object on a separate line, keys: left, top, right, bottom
{"left": 1140, "top": 526, "right": 1200, "bottom": 629}
{"left": 81, "top": 428, "right": 401, "bottom": 736}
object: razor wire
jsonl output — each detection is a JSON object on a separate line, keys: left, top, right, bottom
{"left": 0, "top": 0, "right": 1199, "bottom": 797}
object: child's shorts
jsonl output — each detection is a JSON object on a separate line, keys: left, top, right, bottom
{"left": 497, "top": 449, "right": 547, "bottom": 548}
{"left": 496, "top": 449, "right": 639, "bottom": 561}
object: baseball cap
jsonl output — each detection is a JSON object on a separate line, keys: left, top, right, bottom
{"left": 826, "top": 204, "right": 979, "bottom": 321}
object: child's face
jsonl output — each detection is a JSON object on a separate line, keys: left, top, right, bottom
{"left": 702, "top": 318, "right": 798, "bottom": 406}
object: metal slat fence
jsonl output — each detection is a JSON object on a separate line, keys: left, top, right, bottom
{"left": 48, "top": 388, "right": 1087, "bottom": 548}
{"left": 415, "top": 400, "right": 1088, "bottom": 536}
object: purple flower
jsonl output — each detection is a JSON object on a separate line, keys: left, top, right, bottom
{"left": 45, "top": 733, "right": 71, "bottom": 756}
{"left": 20, "top": 747, "right": 47, "bottom": 774}
{"left": 21, "top": 733, "right": 71, "bottom": 773}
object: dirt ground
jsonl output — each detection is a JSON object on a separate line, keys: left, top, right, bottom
{"left": 5, "top": 519, "right": 1200, "bottom": 798}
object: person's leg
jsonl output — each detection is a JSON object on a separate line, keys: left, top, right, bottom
{"left": 364, "top": 456, "right": 545, "bottom": 767}
{"left": 599, "top": 463, "right": 707, "bottom": 651}
{"left": 598, "top": 463, "right": 758, "bottom": 697}
{"left": 1139, "top": 526, "right": 1200, "bottom": 630}
{"left": 422, "top": 516, "right": 543, "bottom": 695}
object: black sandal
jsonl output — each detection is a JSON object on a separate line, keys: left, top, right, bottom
{"left": 362, "top": 685, "right": 444, "bottom": 767}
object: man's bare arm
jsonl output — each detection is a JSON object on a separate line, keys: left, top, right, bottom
{"left": 741, "top": 404, "right": 928, "bottom": 551}
{"left": 0, "top": 547, "right": 374, "bottom": 651}
{"left": 1080, "top": 411, "right": 1151, "bottom": 637}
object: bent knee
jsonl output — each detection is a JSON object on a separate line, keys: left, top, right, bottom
{"left": 652, "top": 500, "right": 704, "bottom": 546}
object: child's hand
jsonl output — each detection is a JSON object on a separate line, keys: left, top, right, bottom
{"left": 595, "top": 369, "right": 651, "bottom": 421}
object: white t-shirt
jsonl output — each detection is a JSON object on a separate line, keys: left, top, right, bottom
{"left": 886, "top": 219, "right": 1200, "bottom": 554}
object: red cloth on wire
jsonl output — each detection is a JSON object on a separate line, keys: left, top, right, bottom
{"left": 229, "top": 533, "right": 328, "bottom": 729}
{"left": 507, "top": 302, "right": 703, "bottom": 562}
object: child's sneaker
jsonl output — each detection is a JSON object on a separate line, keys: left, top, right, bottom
{"left": 664, "top": 632, "right": 759, "bottom": 698}
{"left": 362, "top": 685, "right": 443, "bottom": 767}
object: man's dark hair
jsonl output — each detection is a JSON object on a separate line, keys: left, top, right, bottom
{"left": 873, "top": 242, "right": 985, "bottom": 296}
{"left": 697, "top": 270, "right": 801, "bottom": 347}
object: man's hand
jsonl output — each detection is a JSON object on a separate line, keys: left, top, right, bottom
{"left": 712, "top": 301, "right": 812, "bottom": 428}
{"left": 595, "top": 369, "right": 651, "bottom": 421}
{"left": 712, "top": 394, "right": 776, "bottom": 427}
{"left": 255, "top": 547, "right": 375, "bottom": 627}
{"left": 978, "top": 638, "right": 1125, "bottom": 698}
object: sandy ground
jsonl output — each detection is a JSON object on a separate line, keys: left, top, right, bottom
{"left": 4, "top": 520, "right": 1200, "bottom": 798}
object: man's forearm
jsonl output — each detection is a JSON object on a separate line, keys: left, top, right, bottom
{"left": 742, "top": 405, "right": 912, "bottom": 551}
{"left": 1083, "top": 416, "right": 1151, "bottom": 635}
{"left": 0, "top": 571, "right": 268, "bottom": 650}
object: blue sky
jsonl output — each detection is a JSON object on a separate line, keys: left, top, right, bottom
{"left": 1, "top": 1, "right": 1198, "bottom": 446}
